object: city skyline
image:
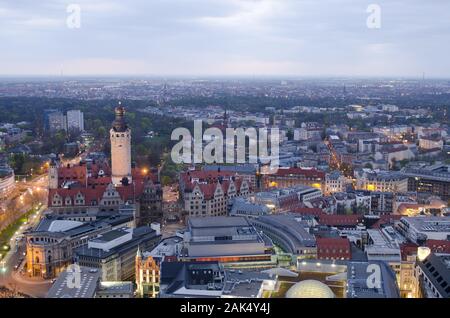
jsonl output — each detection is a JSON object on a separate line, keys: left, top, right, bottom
{"left": 0, "top": 0, "right": 450, "bottom": 77}
{"left": 1, "top": 0, "right": 449, "bottom": 304}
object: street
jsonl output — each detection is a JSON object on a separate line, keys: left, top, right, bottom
{"left": 0, "top": 203, "right": 52, "bottom": 298}
{"left": 0, "top": 174, "right": 48, "bottom": 230}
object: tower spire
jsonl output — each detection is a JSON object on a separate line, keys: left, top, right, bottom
{"left": 113, "top": 102, "right": 127, "bottom": 132}
{"left": 136, "top": 244, "right": 144, "bottom": 259}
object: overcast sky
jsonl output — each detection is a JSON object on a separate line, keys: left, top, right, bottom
{"left": 0, "top": 0, "right": 449, "bottom": 77}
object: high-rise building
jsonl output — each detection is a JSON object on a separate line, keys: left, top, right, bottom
{"left": 0, "top": 163, "right": 15, "bottom": 199}
{"left": 66, "top": 109, "right": 85, "bottom": 132}
{"left": 110, "top": 103, "right": 132, "bottom": 186}
{"left": 47, "top": 111, "right": 67, "bottom": 132}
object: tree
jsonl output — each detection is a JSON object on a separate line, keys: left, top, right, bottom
{"left": 286, "top": 129, "right": 294, "bottom": 140}
{"left": 161, "top": 175, "right": 172, "bottom": 186}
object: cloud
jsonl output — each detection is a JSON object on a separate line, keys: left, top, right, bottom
{"left": 196, "top": 0, "right": 281, "bottom": 29}
{"left": 0, "top": 0, "right": 449, "bottom": 77}
{"left": 17, "top": 17, "right": 63, "bottom": 28}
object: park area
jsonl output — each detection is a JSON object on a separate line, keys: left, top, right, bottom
{"left": 0, "top": 206, "right": 37, "bottom": 261}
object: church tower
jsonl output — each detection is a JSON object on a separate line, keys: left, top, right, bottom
{"left": 48, "top": 159, "right": 58, "bottom": 189}
{"left": 110, "top": 102, "right": 132, "bottom": 186}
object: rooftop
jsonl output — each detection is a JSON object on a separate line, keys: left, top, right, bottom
{"left": 47, "top": 266, "right": 100, "bottom": 298}
{"left": 346, "top": 261, "right": 400, "bottom": 298}
{"left": 417, "top": 253, "right": 450, "bottom": 298}
{"left": 401, "top": 216, "right": 450, "bottom": 233}
{"left": 75, "top": 226, "right": 159, "bottom": 259}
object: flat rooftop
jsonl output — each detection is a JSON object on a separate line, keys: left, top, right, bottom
{"left": 256, "top": 214, "right": 316, "bottom": 247}
{"left": 90, "top": 228, "right": 130, "bottom": 243}
{"left": 189, "top": 216, "right": 250, "bottom": 228}
{"left": 402, "top": 216, "right": 450, "bottom": 233}
{"left": 223, "top": 269, "right": 272, "bottom": 298}
{"left": 347, "top": 261, "right": 399, "bottom": 298}
{"left": 47, "top": 266, "right": 100, "bottom": 298}
{"left": 96, "top": 282, "right": 134, "bottom": 295}
{"left": 188, "top": 216, "right": 260, "bottom": 240}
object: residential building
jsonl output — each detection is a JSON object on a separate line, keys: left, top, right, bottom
{"left": 263, "top": 167, "right": 325, "bottom": 192}
{"left": 316, "top": 237, "right": 351, "bottom": 260}
{"left": 0, "top": 164, "right": 15, "bottom": 199}
{"left": 66, "top": 109, "right": 85, "bottom": 132}
{"left": 397, "top": 216, "right": 450, "bottom": 244}
{"left": 325, "top": 171, "right": 348, "bottom": 195}
{"left": 48, "top": 111, "right": 67, "bottom": 132}
{"left": 415, "top": 252, "right": 450, "bottom": 298}
{"left": 355, "top": 169, "right": 408, "bottom": 193}
{"left": 402, "top": 163, "right": 450, "bottom": 200}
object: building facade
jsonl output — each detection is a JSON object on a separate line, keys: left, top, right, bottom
{"left": 66, "top": 110, "right": 85, "bottom": 132}
{"left": 25, "top": 214, "right": 134, "bottom": 279}
{"left": 0, "top": 164, "right": 15, "bottom": 199}
{"left": 110, "top": 103, "right": 132, "bottom": 185}
{"left": 74, "top": 226, "right": 161, "bottom": 281}
{"left": 262, "top": 167, "right": 325, "bottom": 192}
{"left": 355, "top": 169, "right": 408, "bottom": 193}
{"left": 180, "top": 171, "right": 252, "bottom": 218}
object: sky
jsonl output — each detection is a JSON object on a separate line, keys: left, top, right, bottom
{"left": 0, "top": 0, "right": 449, "bottom": 77}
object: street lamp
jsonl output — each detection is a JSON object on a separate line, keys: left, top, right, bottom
{"left": 0, "top": 261, "right": 6, "bottom": 274}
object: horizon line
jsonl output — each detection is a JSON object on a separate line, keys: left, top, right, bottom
{"left": 0, "top": 74, "right": 448, "bottom": 81}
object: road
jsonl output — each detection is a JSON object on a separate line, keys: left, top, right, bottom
{"left": 0, "top": 204, "right": 52, "bottom": 297}
{"left": 0, "top": 174, "right": 48, "bottom": 229}
{"left": 0, "top": 147, "right": 100, "bottom": 297}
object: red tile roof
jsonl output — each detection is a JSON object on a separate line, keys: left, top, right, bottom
{"left": 426, "top": 240, "right": 450, "bottom": 254}
{"left": 269, "top": 167, "right": 325, "bottom": 179}
{"left": 291, "top": 207, "right": 325, "bottom": 216}
{"left": 400, "top": 242, "right": 419, "bottom": 261}
{"left": 371, "top": 215, "right": 402, "bottom": 229}
{"left": 317, "top": 237, "right": 351, "bottom": 248}
{"left": 316, "top": 237, "right": 351, "bottom": 260}
{"left": 318, "top": 214, "right": 362, "bottom": 227}
{"left": 48, "top": 178, "right": 155, "bottom": 207}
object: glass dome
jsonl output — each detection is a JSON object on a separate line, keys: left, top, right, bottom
{"left": 285, "top": 280, "right": 335, "bottom": 298}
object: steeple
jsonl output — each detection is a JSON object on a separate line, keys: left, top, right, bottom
{"left": 223, "top": 107, "right": 229, "bottom": 128}
{"left": 136, "top": 245, "right": 144, "bottom": 259}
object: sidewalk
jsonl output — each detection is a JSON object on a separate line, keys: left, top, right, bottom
{"left": 11, "top": 269, "right": 52, "bottom": 286}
